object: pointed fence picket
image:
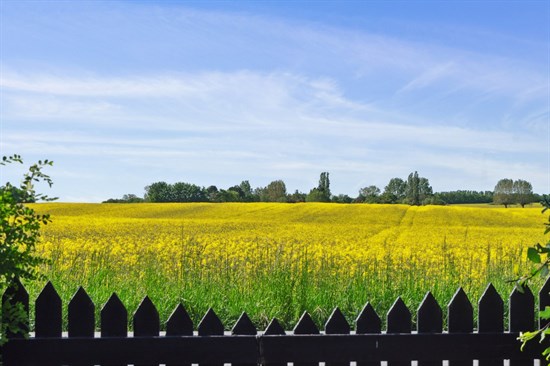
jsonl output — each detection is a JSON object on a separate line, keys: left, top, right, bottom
{"left": 262, "top": 318, "right": 286, "bottom": 366}
{"left": 386, "top": 297, "right": 411, "bottom": 366}
{"left": 35, "top": 281, "right": 62, "bottom": 338}
{"left": 293, "top": 311, "right": 320, "bottom": 366}
{"left": 68, "top": 286, "right": 95, "bottom": 338}
{"left": 166, "top": 303, "right": 194, "bottom": 366}
{"left": 324, "top": 307, "right": 351, "bottom": 366}
{"left": 101, "top": 293, "right": 127, "bottom": 366}
{"left": 101, "top": 293, "right": 127, "bottom": 338}
{"left": 478, "top": 284, "right": 504, "bottom": 366}
{"left": 355, "top": 302, "right": 381, "bottom": 366}
{"left": 509, "top": 286, "right": 536, "bottom": 366}
{"left": 231, "top": 312, "right": 258, "bottom": 366}
{"left": 448, "top": 287, "right": 473, "bottom": 366}
{"left": 2, "top": 280, "right": 549, "bottom": 366}
{"left": 134, "top": 296, "right": 160, "bottom": 366}
{"left": 416, "top": 292, "right": 442, "bottom": 366}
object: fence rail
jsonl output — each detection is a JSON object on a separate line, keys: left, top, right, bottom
{"left": 2, "top": 278, "right": 549, "bottom": 365}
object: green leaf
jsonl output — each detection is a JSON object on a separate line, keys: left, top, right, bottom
{"left": 519, "top": 330, "right": 540, "bottom": 351}
{"left": 542, "top": 307, "right": 550, "bottom": 320}
{"left": 528, "top": 247, "right": 542, "bottom": 263}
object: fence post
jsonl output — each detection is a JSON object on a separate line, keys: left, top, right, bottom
{"left": 68, "top": 286, "right": 95, "bottom": 337}
{"left": 293, "top": 311, "right": 320, "bottom": 366}
{"left": 325, "top": 307, "right": 350, "bottom": 366}
{"left": 387, "top": 297, "right": 411, "bottom": 366}
{"left": 447, "top": 287, "right": 473, "bottom": 366}
{"left": 261, "top": 318, "right": 286, "bottom": 366}
{"left": 417, "top": 291, "right": 442, "bottom": 366}
{"left": 166, "top": 303, "right": 194, "bottom": 366}
{"left": 134, "top": 296, "right": 160, "bottom": 366}
{"left": 355, "top": 302, "right": 381, "bottom": 366}
{"left": 68, "top": 286, "right": 95, "bottom": 366}
{"left": 198, "top": 308, "right": 225, "bottom": 366}
{"left": 509, "top": 285, "right": 535, "bottom": 366}
{"left": 101, "top": 293, "right": 128, "bottom": 366}
{"left": 101, "top": 293, "right": 127, "bottom": 337}
{"left": 231, "top": 312, "right": 258, "bottom": 366}
{"left": 478, "top": 283, "right": 504, "bottom": 366}
{"left": 35, "top": 281, "right": 62, "bottom": 338}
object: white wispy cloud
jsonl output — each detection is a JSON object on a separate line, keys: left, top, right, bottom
{"left": 3, "top": 71, "right": 543, "bottom": 153}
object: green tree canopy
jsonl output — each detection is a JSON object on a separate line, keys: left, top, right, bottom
{"left": 493, "top": 178, "right": 515, "bottom": 208}
{"left": 513, "top": 179, "right": 534, "bottom": 208}
{"left": 403, "top": 171, "right": 433, "bottom": 205}
{"left": 307, "top": 172, "right": 331, "bottom": 202}
{"left": 172, "top": 182, "right": 208, "bottom": 202}
{"left": 144, "top": 181, "right": 172, "bottom": 202}
{"left": 359, "top": 185, "right": 381, "bottom": 203}
{"left": 206, "top": 185, "right": 219, "bottom": 202}
{"left": 382, "top": 178, "right": 406, "bottom": 203}
{"left": 261, "top": 180, "right": 288, "bottom": 202}
{"left": 239, "top": 180, "right": 256, "bottom": 202}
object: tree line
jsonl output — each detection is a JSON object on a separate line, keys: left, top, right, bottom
{"left": 104, "top": 172, "right": 541, "bottom": 207}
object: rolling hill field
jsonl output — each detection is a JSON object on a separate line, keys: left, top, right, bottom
{"left": 28, "top": 202, "right": 548, "bottom": 329}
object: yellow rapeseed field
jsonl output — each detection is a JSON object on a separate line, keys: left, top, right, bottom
{"left": 28, "top": 202, "right": 548, "bottom": 329}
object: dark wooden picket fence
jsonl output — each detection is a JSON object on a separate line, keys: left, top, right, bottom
{"left": 2, "top": 278, "right": 549, "bottom": 365}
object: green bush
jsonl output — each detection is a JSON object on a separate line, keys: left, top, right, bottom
{"left": 0, "top": 155, "right": 54, "bottom": 344}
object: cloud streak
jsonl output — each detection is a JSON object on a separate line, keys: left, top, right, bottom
{"left": 3, "top": 71, "right": 542, "bottom": 149}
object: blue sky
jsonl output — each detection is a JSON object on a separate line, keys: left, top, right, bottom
{"left": 1, "top": 0, "right": 549, "bottom": 202}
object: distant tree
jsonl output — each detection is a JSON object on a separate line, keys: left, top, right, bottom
{"left": 145, "top": 181, "right": 172, "bottom": 202}
{"left": 493, "top": 178, "right": 515, "bottom": 208}
{"left": 288, "top": 190, "right": 306, "bottom": 203}
{"left": 359, "top": 185, "right": 381, "bottom": 203}
{"left": 383, "top": 178, "right": 407, "bottom": 203}
{"left": 307, "top": 172, "right": 331, "bottom": 202}
{"left": 122, "top": 194, "right": 144, "bottom": 203}
{"left": 262, "top": 180, "right": 288, "bottom": 202}
{"left": 172, "top": 182, "right": 207, "bottom": 202}
{"left": 239, "top": 180, "right": 256, "bottom": 202}
{"left": 306, "top": 188, "right": 329, "bottom": 202}
{"left": 404, "top": 172, "right": 433, "bottom": 206}
{"left": 103, "top": 194, "right": 144, "bottom": 203}
{"left": 405, "top": 172, "right": 421, "bottom": 205}
{"left": 422, "top": 195, "right": 446, "bottom": 205}
{"left": 332, "top": 194, "right": 353, "bottom": 204}
{"left": 228, "top": 185, "right": 245, "bottom": 201}
{"left": 145, "top": 182, "right": 208, "bottom": 202}
{"left": 217, "top": 189, "right": 240, "bottom": 202}
{"left": 318, "top": 172, "right": 331, "bottom": 199}
{"left": 513, "top": 179, "right": 535, "bottom": 208}
{"left": 254, "top": 186, "right": 266, "bottom": 201}
{"left": 418, "top": 177, "right": 433, "bottom": 202}
{"left": 103, "top": 198, "right": 121, "bottom": 203}
{"left": 434, "top": 190, "right": 493, "bottom": 204}
{"left": 206, "top": 185, "right": 219, "bottom": 202}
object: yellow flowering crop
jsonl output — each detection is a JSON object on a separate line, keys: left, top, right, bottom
{"left": 28, "top": 202, "right": 548, "bottom": 329}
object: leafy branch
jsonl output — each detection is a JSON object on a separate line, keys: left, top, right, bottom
{"left": 516, "top": 195, "right": 550, "bottom": 361}
{"left": 0, "top": 155, "right": 55, "bottom": 345}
